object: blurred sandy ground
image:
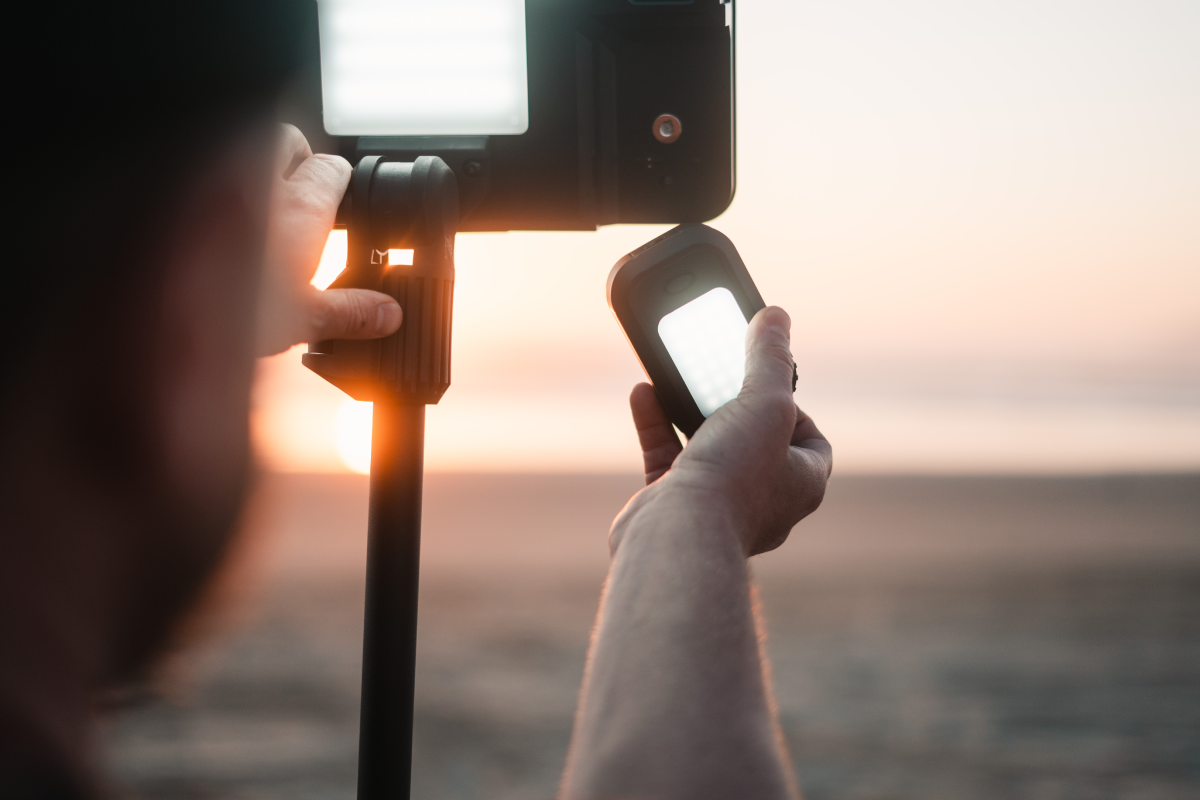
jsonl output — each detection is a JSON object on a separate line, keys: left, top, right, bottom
{"left": 101, "top": 473, "right": 1200, "bottom": 800}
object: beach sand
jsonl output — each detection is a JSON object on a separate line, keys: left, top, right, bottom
{"left": 101, "top": 473, "right": 1200, "bottom": 799}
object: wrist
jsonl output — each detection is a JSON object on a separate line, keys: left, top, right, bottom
{"left": 611, "top": 478, "right": 752, "bottom": 560}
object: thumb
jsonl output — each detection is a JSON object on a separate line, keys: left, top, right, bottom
{"left": 307, "top": 287, "right": 403, "bottom": 342}
{"left": 741, "top": 306, "right": 795, "bottom": 399}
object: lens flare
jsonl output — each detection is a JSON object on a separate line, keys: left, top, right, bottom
{"left": 334, "top": 399, "right": 373, "bottom": 473}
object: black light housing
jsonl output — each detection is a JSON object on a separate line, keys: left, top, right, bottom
{"left": 283, "top": 0, "right": 736, "bottom": 231}
{"left": 608, "top": 223, "right": 765, "bottom": 437}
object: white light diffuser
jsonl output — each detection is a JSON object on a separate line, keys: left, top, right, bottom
{"left": 657, "top": 288, "right": 749, "bottom": 418}
{"left": 318, "top": 0, "right": 529, "bottom": 136}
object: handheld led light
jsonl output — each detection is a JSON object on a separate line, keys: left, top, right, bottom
{"left": 609, "top": 224, "right": 792, "bottom": 438}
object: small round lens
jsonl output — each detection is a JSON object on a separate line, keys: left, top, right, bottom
{"left": 652, "top": 113, "right": 682, "bottom": 143}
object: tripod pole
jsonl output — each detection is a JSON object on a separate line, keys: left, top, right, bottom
{"left": 302, "top": 154, "right": 458, "bottom": 800}
{"left": 357, "top": 401, "right": 425, "bottom": 799}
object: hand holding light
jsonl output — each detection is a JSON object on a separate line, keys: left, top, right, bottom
{"left": 614, "top": 307, "right": 832, "bottom": 558}
{"left": 256, "top": 124, "right": 403, "bottom": 356}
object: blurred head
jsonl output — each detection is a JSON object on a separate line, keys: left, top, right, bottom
{"left": 1, "top": 1, "right": 305, "bottom": 792}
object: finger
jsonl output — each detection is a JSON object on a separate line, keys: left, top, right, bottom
{"left": 791, "top": 404, "right": 833, "bottom": 478}
{"left": 791, "top": 404, "right": 829, "bottom": 451}
{"left": 272, "top": 154, "right": 351, "bottom": 284}
{"left": 741, "top": 306, "right": 796, "bottom": 401}
{"left": 285, "top": 153, "right": 351, "bottom": 211}
{"left": 630, "top": 382, "right": 683, "bottom": 485}
{"left": 306, "top": 288, "right": 402, "bottom": 342}
{"left": 274, "top": 123, "right": 313, "bottom": 179}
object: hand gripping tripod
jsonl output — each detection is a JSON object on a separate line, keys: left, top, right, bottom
{"left": 303, "top": 155, "right": 458, "bottom": 800}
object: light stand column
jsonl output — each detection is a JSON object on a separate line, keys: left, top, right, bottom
{"left": 303, "top": 155, "right": 459, "bottom": 800}
{"left": 358, "top": 402, "right": 425, "bottom": 799}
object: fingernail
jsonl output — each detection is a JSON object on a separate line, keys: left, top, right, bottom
{"left": 763, "top": 306, "right": 791, "bottom": 335}
{"left": 375, "top": 302, "right": 402, "bottom": 334}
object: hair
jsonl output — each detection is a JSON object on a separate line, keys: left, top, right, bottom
{"left": 5, "top": 0, "right": 308, "bottom": 390}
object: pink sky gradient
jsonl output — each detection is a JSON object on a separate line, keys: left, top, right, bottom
{"left": 254, "top": 0, "right": 1200, "bottom": 474}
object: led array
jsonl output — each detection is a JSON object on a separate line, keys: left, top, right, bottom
{"left": 657, "top": 288, "right": 749, "bottom": 418}
{"left": 318, "top": 0, "right": 529, "bottom": 136}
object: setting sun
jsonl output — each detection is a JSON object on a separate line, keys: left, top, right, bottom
{"left": 334, "top": 399, "right": 373, "bottom": 474}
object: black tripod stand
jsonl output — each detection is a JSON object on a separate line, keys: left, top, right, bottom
{"left": 304, "top": 155, "right": 458, "bottom": 800}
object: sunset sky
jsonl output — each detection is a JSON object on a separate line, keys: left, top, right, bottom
{"left": 255, "top": 0, "right": 1199, "bottom": 474}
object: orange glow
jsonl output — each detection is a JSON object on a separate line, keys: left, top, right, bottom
{"left": 311, "top": 229, "right": 347, "bottom": 290}
{"left": 334, "top": 400, "right": 373, "bottom": 474}
{"left": 309, "top": 234, "right": 413, "bottom": 291}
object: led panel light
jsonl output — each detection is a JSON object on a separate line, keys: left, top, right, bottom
{"left": 657, "top": 287, "right": 749, "bottom": 417}
{"left": 609, "top": 225, "right": 766, "bottom": 437}
{"left": 318, "top": 0, "right": 529, "bottom": 136}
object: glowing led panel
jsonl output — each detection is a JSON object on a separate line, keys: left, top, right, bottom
{"left": 318, "top": 0, "right": 529, "bottom": 135}
{"left": 657, "top": 288, "right": 749, "bottom": 418}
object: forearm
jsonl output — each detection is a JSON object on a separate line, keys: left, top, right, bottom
{"left": 560, "top": 493, "right": 797, "bottom": 800}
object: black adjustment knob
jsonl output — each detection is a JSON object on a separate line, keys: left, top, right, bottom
{"left": 304, "top": 156, "right": 459, "bottom": 404}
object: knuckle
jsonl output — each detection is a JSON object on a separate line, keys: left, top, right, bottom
{"left": 345, "top": 293, "right": 371, "bottom": 332}
{"left": 307, "top": 300, "right": 332, "bottom": 341}
{"left": 294, "top": 191, "right": 330, "bottom": 218}
{"left": 278, "top": 123, "right": 302, "bottom": 148}
{"left": 309, "top": 153, "right": 351, "bottom": 182}
{"left": 313, "top": 290, "right": 370, "bottom": 339}
{"left": 760, "top": 339, "right": 795, "bottom": 369}
{"left": 760, "top": 394, "right": 797, "bottom": 427}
